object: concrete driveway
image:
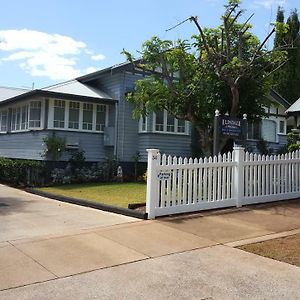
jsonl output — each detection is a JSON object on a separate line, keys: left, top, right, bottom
{"left": 0, "top": 184, "right": 300, "bottom": 299}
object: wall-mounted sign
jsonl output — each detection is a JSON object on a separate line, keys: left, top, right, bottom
{"left": 220, "top": 116, "right": 242, "bottom": 138}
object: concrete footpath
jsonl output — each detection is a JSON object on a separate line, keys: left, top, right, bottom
{"left": 0, "top": 184, "right": 300, "bottom": 299}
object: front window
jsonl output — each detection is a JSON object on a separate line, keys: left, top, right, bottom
{"left": 279, "top": 120, "right": 285, "bottom": 134}
{"left": 29, "top": 101, "right": 41, "bottom": 128}
{"left": 261, "top": 120, "right": 277, "bottom": 142}
{"left": 53, "top": 100, "right": 65, "bottom": 128}
{"left": 0, "top": 110, "right": 8, "bottom": 132}
{"left": 82, "top": 103, "right": 93, "bottom": 130}
{"left": 154, "top": 110, "right": 188, "bottom": 134}
{"left": 96, "top": 104, "right": 106, "bottom": 132}
{"left": 68, "top": 101, "right": 80, "bottom": 129}
{"left": 247, "top": 120, "right": 261, "bottom": 140}
{"left": 21, "top": 105, "right": 28, "bottom": 130}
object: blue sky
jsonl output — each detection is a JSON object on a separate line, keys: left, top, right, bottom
{"left": 0, "top": 0, "right": 299, "bottom": 88}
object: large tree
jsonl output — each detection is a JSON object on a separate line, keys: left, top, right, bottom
{"left": 273, "top": 8, "right": 300, "bottom": 103}
{"left": 124, "top": 0, "right": 289, "bottom": 155}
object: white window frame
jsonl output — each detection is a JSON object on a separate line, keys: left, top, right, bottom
{"left": 0, "top": 110, "right": 8, "bottom": 133}
{"left": 139, "top": 115, "right": 148, "bottom": 132}
{"left": 9, "top": 100, "right": 44, "bottom": 133}
{"left": 48, "top": 99, "right": 108, "bottom": 133}
{"left": 152, "top": 110, "right": 189, "bottom": 135}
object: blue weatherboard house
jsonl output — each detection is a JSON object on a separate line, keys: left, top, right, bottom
{"left": 0, "top": 62, "right": 290, "bottom": 166}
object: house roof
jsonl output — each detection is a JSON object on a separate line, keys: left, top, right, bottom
{"left": 0, "top": 80, "right": 116, "bottom": 107}
{"left": 285, "top": 97, "right": 300, "bottom": 114}
{"left": 42, "top": 80, "right": 113, "bottom": 100}
{"left": 269, "top": 89, "right": 291, "bottom": 109}
{"left": 0, "top": 86, "right": 30, "bottom": 103}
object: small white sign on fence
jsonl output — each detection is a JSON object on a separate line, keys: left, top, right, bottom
{"left": 157, "top": 172, "right": 171, "bottom": 180}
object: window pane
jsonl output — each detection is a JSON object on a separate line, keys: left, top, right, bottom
{"left": 248, "top": 121, "right": 261, "bottom": 140}
{"left": 0, "top": 111, "right": 7, "bottom": 132}
{"left": 96, "top": 105, "right": 106, "bottom": 131}
{"left": 177, "top": 119, "right": 186, "bottom": 133}
{"left": 68, "top": 101, "right": 80, "bottom": 129}
{"left": 21, "top": 105, "right": 28, "bottom": 130}
{"left": 141, "top": 116, "right": 147, "bottom": 131}
{"left": 82, "top": 103, "right": 93, "bottom": 130}
{"left": 166, "top": 113, "right": 175, "bottom": 132}
{"left": 53, "top": 100, "right": 65, "bottom": 128}
{"left": 279, "top": 121, "right": 285, "bottom": 133}
{"left": 11, "top": 108, "right": 16, "bottom": 131}
{"left": 16, "top": 107, "right": 21, "bottom": 130}
{"left": 155, "top": 111, "right": 164, "bottom": 131}
{"left": 29, "top": 101, "right": 41, "bottom": 128}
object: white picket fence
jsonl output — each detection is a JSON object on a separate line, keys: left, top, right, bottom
{"left": 146, "top": 147, "right": 300, "bottom": 219}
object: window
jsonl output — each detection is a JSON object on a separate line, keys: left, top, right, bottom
{"left": 0, "top": 110, "right": 7, "bottom": 132}
{"left": 29, "top": 101, "right": 42, "bottom": 128}
{"left": 53, "top": 100, "right": 65, "bottom": 128}
{"left": 279, "top": 120, "right": 285, "bottom": 134}
{"left": 21, "top": 105, "right": 28, "bottom": 130}
{"left": 82, "top": 103, "right": 93, "bottom": 130}
{"left": 153, "top": 110, "right": 188, "bottom": 134}
{"left": 68, "top": 101, "right": 80, "bottom": 129}
{"left": 140, "top": 115, "right": 148, "bottom": 132}
{"left": 96, "top": 104, "right": 106, "bottom": 132}
{"left": 261, "top": 120, "right": 277, "bottom": 142}
{"left": 247, "top": 121, "right": 261, "bottom": 140}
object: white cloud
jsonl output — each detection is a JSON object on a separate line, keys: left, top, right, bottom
{"left": 91, "top": 54, "right": 105, "bottom": 61}
{"left": 253, "top": 0, "right": 287, "bottom": 9}
{"left": 85, "top": 67, "right": 98, "bottom": 74}
{"left": 0, "top": 29, "right": 105, "bottom": 81}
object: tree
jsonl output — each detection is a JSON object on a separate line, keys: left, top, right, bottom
{"left": 123, "top": 0, "right": 289, "bottom": 155}
{"left": 273, "top": 8, "right": 300, "bottom": 103}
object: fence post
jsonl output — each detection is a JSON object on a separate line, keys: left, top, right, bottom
{"left": 146, "top": 149, "right": 160, "bottom": 219}
{"left": 233, "top": 146, "right": 245, "bottom": 208}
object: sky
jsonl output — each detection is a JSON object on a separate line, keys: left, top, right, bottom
{"left": 0, "top": 0, "right": 299, "bottom": 89}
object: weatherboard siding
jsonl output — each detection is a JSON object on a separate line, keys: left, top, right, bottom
{"left": 138, "top": 133, "right": 192, "bottom": 161}
{"left": 0, "top": 130, "right": 108, "bottom": 161}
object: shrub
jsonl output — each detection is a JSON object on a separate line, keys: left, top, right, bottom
{"left": 288, "top": 143, "right": 300, "bottom": 153}
{"left": 43, "top": 133, "right": 66, "bottom": 161}
{"left": 0, "top": 157, "right": 44, "bottom": 186}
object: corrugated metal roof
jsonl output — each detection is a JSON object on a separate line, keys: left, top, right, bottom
{"left": 286, "top": 98, "right": 300, "bottom": 113}
{"left": 43, "top": 80, "right": 113, "bottom": 100}
{"left": 0, "top": 86, "right": 29, "bottom": 103}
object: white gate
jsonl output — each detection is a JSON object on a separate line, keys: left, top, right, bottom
{"left": 146, "top": 147, "right": 300, "bottom": 219}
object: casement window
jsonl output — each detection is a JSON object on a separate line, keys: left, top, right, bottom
{"left": 50, "top": 99, "right": 108, "bottom": 133}
{"left": 82, "top": 103, "right": 93, "bottom": 130}
{"left": 279, "top": 120, "right": 285, "bottom": 134}
{"left": 96, "top": 104, "right": 106, "bottom": 132}
{"left": 9, "top": 101, "right": 42, "bottom": 132}
{"left": 153, "top": 110, "right": 189, "bottom": 134}
{"left": 0, "top": 110, "right": 8, "bottom": 132}
{"left": 29, "top": 101, "right": 42, "bottom": 128}
{"left": 53, "top": 100, "right": 65, "bottom": 128}
{"left": 247, "top": 121, "right": 262, "bottom": 140}
{"left": 68, "top": 101, "right": 80, "bottom": 129}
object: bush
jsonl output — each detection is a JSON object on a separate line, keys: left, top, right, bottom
{"left": 0, "top": 157, "right": 44, "bottom": 186}
{"left": 288, "top": 143, "right": 300, "bottom": 153}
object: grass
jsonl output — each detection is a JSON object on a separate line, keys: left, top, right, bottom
{"left": 37, "top": 182, "right": 146, "bottom": 209}
{"left": 238, "top": 233, "right": 300, "bottom": 267}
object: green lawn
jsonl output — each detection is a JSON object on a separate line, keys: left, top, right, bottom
{"left": 38, "top": 182, "right": 146, "bottom": 208}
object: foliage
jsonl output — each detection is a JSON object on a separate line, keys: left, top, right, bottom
{"left": 0, "top": 157, "right": 44, "bottom": 186}
{"left": 288, "top": 143, "right": 300, "bottom": 152}
{"left": 132, "top": 151, "right": 141, "bottom": 181}
{"left": 273, "top": 7, "right": 300, "bottom": 103}
{"left": 69, "top": 150, "right": 86, "bottom": 169}
{"left": 50, "top": 158, "right": 118, "bottom": 185}
{"left": 256, "top": 139, "right": 270, "bottom": 155}
{"left": 123, "top": 0, "right": 289, "bottom": 155}
{"left": 43, "top": 133, "right": 66, "bottom": 161}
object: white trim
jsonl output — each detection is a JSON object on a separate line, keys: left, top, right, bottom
{"left": 152, "top": 110, "right": 190, "bottom": 135}
{"left": 47, "top": 99, "right": 109, "bottom": 133}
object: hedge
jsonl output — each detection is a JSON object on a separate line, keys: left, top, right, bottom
{"left": 0, "top": 157, "right": 44, "bottom": 186}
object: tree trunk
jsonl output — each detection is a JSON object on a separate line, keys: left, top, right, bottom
{"left": 230, "top": 84, "right": 240, "bottom": 116}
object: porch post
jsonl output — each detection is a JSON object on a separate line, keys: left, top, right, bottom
{"left": 146, "top": 149, "right": 160, "bottom": 219}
